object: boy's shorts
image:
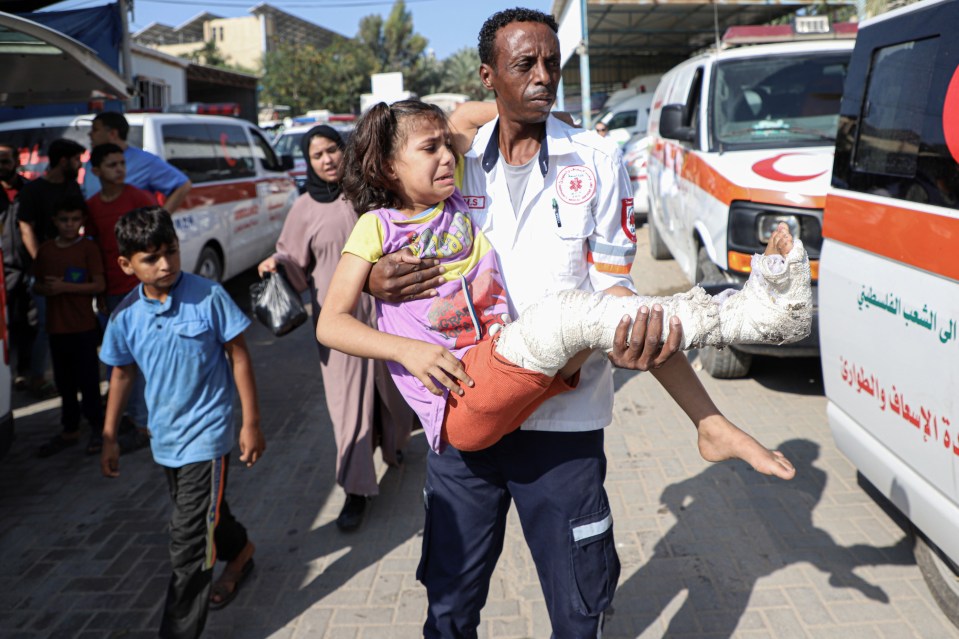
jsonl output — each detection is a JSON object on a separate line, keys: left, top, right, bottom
{"left": 442, "top": 336, "right": 578, "bottom": 452}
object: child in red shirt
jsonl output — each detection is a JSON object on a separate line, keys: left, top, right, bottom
{"left": 34, "top": 195, "right": 105, "bottom": 456}
{"left": 85, "top": 143, "right": 156, "bottom": 304}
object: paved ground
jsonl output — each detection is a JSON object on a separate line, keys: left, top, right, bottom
{"left": 1, "top": 226, "right": 957, "bottom": 638}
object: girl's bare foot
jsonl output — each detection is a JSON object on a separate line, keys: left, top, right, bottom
{"left": 764, "top": 222, "right": 794, "bottom": 257}
{"left": 697, "top": 417, "right": 796, "bottom": 480}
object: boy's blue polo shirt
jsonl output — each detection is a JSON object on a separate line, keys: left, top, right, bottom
{"left": 100, "top": 272, "right": 251, "bottom": 468}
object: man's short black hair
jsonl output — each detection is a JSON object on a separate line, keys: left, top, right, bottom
{"left": 478, "top": 7, "right": 558, "bottom": 66}
{"left": 116, "top": 206, "right": 178, "bottom": 258}
{"left": 91, "top": 143, "right": 124, "bottom": 168}
{"left": 93, "top": 111, "right": 130, "bottom": 141}
{"left": 47, "top": 138, "right": 85, "bottom": 167}
{"left": 54, "top": 192, "right": 88, "bottom": 217}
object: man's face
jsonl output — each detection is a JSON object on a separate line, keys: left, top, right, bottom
{"left": 480, "top": 21, "right": 561, "bottom": 125}
{"left": 0, "top": 147, "right": 17, "bottom": 181}
{"left": 89, "top": 120, "right": 115, "bottom": 146}
{"left": 61, "top": 154, "right": 83, "bottom": 180}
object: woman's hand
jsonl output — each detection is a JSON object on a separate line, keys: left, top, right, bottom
{"left": 397, "top": 342, "right": 474, "bottom": 396}
{"left": 257, "top": 256, "right": 278, "bottom": 278}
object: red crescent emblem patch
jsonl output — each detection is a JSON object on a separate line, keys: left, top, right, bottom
{"left": 943, "top": 65, "right": 959, "bottom": 164}
{"left": 752, "top": 153, "right": 828, "bottom": 183}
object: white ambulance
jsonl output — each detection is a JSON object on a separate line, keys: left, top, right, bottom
{"left": 646, "top": 19, "right": 856, "bottom": 377}
{"left": 0, "top": 112, "right": 298, "bottom": 282}
{"left": 820, "top": 0, "right": 959, "bottom": 624}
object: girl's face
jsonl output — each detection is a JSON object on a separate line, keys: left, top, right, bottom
{"left": 308, "top": 135, "right": 342, "bottom": 182}
{"left": 390, "top": 117, "right": 456, "bottom": 214}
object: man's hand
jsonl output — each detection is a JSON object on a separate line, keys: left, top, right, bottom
{"left": 101, "top": 437, "right": 120, "bottom": 478}
{"left": 608, "top": 304, "right": 683, "bottom": 371}
{"left": 238, "top": 423, "right": 266, "bottom": 467}
{"left": 367, "top": 248, "right": 446, "bottom": 302}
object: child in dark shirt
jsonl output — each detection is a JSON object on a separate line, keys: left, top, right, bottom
{"left": 33, "top": 194, "right": 105, "bottom": 457}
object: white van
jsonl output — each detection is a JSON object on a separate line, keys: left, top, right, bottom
{"left": 820, "top": 0, "right": 959, "bottom": 625}
{"left": 0, "top": 113, "right": 298, "bottom": 282}
{"left": 596, "top": 92, "right": 655, "bottom": 146}
{"left": 646, "top": 21, "right": 855, "bottom": 377}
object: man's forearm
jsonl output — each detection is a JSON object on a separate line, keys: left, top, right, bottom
{"left": 19, "top": 221, "right": 38, "bottom": 259}
{"left": 163, "top": 180, "right": 192, "bottom": 213}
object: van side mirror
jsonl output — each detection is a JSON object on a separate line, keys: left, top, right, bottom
{"left": 659, "top": 104, "right": 695, "bottom": 143}
{"left": 279, "top": 154, "right": 294, "bottom": 171}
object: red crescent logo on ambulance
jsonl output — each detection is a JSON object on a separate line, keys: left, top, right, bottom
{"left": 752, "top": 153, "right": 828, "bottom": 183}
{"left": 942, "top": 65, "right": 959, "bottom": 164}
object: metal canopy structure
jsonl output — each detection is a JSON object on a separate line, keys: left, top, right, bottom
{"left": 0, "top": 11, "right": 129, "bottom": 106}
{"left": 552, "top": 0, "right": 855, "bottom": 94}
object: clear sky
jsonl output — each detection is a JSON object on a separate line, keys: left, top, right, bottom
{"left": 45, "top": 0, "right": 555, "bottom": 59}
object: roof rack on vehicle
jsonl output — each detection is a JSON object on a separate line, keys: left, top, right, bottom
{"left": 722, "top": 17, "right": 858, "bottom": 48}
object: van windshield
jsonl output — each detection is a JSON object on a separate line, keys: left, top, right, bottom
{"left": 712, "top": 51, "right": 850, "bottom": 150}
{"left": 0, "top": 123, "right": 143, "bottom": 179}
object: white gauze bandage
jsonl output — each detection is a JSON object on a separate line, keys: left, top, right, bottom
{"left": 494, "top": 240, "right": 812, "bottom": 376}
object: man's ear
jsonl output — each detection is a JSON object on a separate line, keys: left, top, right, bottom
{"left": 117, "top": 256, "right": 135, "bottom": 276}
{"left": 479, "top": 63, "right": 495, "bottom": 91}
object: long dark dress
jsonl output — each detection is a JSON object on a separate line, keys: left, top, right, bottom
{"left": 273, "top": 192, "right": 413, "bottom": 495}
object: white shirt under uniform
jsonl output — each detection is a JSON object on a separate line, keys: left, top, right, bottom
{"left": 460, "top": 115, "right": 637, "bottom": 432}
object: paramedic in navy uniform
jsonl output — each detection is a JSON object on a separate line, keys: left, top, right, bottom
{"left": 368, "top": 8, "right": 703, "bottom": 638}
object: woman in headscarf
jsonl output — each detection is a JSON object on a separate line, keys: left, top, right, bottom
{"left": 258, "top": 125, "right": 413, "bottom": 531}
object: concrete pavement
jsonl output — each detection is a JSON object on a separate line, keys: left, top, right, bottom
{"left": 0, "top": 226, "right": 956, "bottom": 638}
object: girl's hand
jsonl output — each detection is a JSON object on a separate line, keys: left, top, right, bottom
{"left": 398, "top": 342, "right": 474, "bottom": 396}
{"left": 257, "top": 257, "right": 278, "bottom": 278}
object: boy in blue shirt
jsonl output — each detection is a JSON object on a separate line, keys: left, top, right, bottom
{"left": 99, "top": 207, "right": 265, "bottom": 638}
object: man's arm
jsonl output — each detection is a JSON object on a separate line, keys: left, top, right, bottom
{"left": 224, "top": 333, "right": 265, "bottom": 467}
{"left": 18, "top": 221, "right": 38, "bottom": 259}
{"left": 162, "top": 180, "right": 192, "bottom": 213}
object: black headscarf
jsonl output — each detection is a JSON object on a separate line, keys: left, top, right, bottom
{"left": 301, "top": 125, "right": 344, "bottom": 204}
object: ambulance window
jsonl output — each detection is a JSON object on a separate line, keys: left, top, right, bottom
{"left": 250, "top": 128, "right": 283, "bottom": 172}
{"left": 161, "top": 123, "right": 219, "bottom": 184}
{"left": 852, "top": 36, "right": 959, "bottom": 209}
{"left": 854, "top": 38, "right": 938, "bottom": 178}
{"left": 606, "top": 111, "right": 637, "bottom": 130}
{"left": 215, "top": 125, "right": 256, "bottom": 180}
{"left": 686, "top": 67, "right": 703, "bottom": 130}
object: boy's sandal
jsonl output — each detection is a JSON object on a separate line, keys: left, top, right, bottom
{"left": 36, "top": 434, "right": 78, "bottom": 458}
{"left": 209, "top": 557, "right": 254, "bottom": 610}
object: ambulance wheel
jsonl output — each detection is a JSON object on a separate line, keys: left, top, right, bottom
{"left": 196, "top": 246, "right": 223, "bottom": 282}
{"left": 700, "top": 346, "right": 752, "bottom": 379}
{"left": 695, "top": 246, "right": 723, "bottom": 285}
{"left": 648, "top": 217, "right": 671, "bottom": 260}
{"left": 915, "top": 532, "right": 959, "bottom": 627}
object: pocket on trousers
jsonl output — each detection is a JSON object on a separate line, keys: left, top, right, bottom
{"left": 415, "top": 486, "right": 433, "bottom": 583}
{"left": 568, "top": 507, "right": 621, "bottom": 616}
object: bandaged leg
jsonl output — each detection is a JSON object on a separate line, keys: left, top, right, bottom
{"left": 494, "top": 239, "right": 812, "bottom": 376}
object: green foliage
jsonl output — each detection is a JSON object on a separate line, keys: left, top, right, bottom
{"left": 440, "top": 47, "right": 490, "bottom": 101}
{"left": 260, "top": 41, "right": 375, "bottom": 114}
{"left": 181, "top": 40, "right": 228, "bottom": 68}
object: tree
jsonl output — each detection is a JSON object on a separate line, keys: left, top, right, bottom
{"left": 356, "top": 0, "right": 431, "bottom": 94}
{"left": 260, "top": 40, "right": 375, "bottom": 114}
{"left": 440, "top": 47, "right": 490, "bottom": 101}
{"left": 182, "top": 40, "right": 228, "bottom": 68}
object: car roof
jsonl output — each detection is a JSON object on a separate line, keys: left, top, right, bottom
{"left": 0, "top": 112, "right": 254, "bottom": 131}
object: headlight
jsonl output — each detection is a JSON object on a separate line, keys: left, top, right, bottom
{"left": 756, "top": 214, "right": 800, "bottom": 243}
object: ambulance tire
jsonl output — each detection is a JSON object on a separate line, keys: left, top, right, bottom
{"left": 914, "top": 532, "right": 959, "bottom": 627}
{"left": 196, "top": 246, "right": 224, "bottom": 283}
{"left": 700, "top": 346, "right": 752, "bottom": 379}
{"left": 695, "top": 245, "right": 723, "bottom": 285}
{"left": 648, "top": 217, "right": 671, "bottom": 260}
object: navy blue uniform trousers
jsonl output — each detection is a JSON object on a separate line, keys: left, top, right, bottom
{"left": 417, "top": 429, "right": 620, "bottom": 638}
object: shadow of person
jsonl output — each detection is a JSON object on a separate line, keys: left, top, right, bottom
{"left": 605, "top": 439, "right": 914, "bottom": 638}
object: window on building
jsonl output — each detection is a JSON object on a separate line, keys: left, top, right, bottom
{"left": 135, "top": 76, "right": 171, "bottom": 111}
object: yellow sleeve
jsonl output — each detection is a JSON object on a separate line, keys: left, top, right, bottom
{"left": 342, "top": 212, "right": 386, "bottom": 263}
{"left": 454, "top": 152, "right": 465, "bottom": 191}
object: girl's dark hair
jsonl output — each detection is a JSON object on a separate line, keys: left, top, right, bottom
{"left": 115, "top": 206, "right": 178, "bottom": 258}
{"left": 341, "top": 99, "right": 449, "bottom": 213}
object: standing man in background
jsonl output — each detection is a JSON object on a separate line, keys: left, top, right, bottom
{"left": 83, "top": 112, "right": 192, "bottom": 213}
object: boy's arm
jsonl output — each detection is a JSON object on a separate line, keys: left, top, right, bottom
{"left": 162, "top": 180, "right": 192, "bottom": 213}
{"left": 224, "top": 333, "right": 265, "bottom": 467}
{"left": 448, "top": 102, "right": 579, "bottom": 156}
{"left": 42, "top": 272, "right": 105, "bottom": 296}
{"left": 101, "top": 364, "right": 137, "bottom": 478}
{"left": 318, "top": 253, "right": 473, "bottom": 396}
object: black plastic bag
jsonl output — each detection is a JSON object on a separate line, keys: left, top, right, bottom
{"left": 249, "top": 266, "right": 308, "bottom": 336}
